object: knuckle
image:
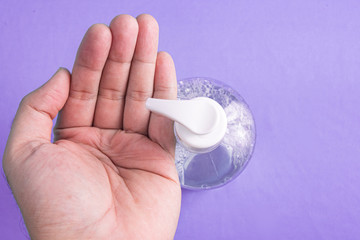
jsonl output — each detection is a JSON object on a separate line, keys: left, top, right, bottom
{"left": 98, "top": 87, "right": 125, "bottom": 101}
{"left": 126, "top": 89, "right": 152, "bottom": 102}
{"left": 69, "top": 89, "right": 97, "bottom": 101}
{"left": 20, "top": 92, "right": 32, "bottom": 106}
{"left": 155, "top": 84, "right": 177, "bottom": 94}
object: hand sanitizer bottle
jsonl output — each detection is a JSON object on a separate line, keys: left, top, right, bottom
{"left": 146, "top": 77, "right": 256, "bottom": 190}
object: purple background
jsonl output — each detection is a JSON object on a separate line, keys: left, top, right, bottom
{"left": 1, "top": 0, "right": 360, "bottom": 239}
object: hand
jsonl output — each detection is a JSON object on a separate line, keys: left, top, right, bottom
{"left": 3, "top": 14, "right": 181, "bottom": 240}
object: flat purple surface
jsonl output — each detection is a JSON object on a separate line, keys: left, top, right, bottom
{"left": 1, "top": 0, "right": 360, "bottom": 239}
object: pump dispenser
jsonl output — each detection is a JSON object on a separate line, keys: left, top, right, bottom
{"left": 146, "top": 97, "right": 227, "bottom": 153}
{"left": 146, "top": 77, "right": 256, "bottom": 190}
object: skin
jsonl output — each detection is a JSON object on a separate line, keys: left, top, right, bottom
{"left": 2, "top": 14, "right": 181, "bottom": 240}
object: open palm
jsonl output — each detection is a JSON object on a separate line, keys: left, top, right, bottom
{"left": 3, "top": 14, "right": 181, "bottom": 240}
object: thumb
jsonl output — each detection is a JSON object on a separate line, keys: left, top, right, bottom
{"left": 6, "top": 68, "right": 70, "bottom": 153}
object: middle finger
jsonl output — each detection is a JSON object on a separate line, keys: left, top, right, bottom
{"left": 93, "top": 15, "right": 139, "bottom": 129}
{"left": 123, "top": 14, "right": 159, "bottom": 135}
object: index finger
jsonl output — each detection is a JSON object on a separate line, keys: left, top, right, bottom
{"left": 56, "top": 24, "right": 112, "bottom": 129}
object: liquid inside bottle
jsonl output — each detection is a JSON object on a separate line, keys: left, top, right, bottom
{"left": 175, "top": 77, "right": 256, "bottom": 190}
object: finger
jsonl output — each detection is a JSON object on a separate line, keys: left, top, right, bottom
{"left": 5, "top": 68, "right": 70, "bottom": 157}
{"left": 148, "top": 52, "right": 177, "bottom": 154}
{"left": 56, "top": 24, "right": 111, "bottom": 129}
{"left": 123, "top": 14, "right": 159, "bottom": 135}
{"left": 93, "top": 15, "right": 138, "bottom": 129}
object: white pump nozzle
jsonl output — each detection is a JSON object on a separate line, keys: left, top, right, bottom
{"left": 146, "top": 97, "right": 227, "bottom": 152}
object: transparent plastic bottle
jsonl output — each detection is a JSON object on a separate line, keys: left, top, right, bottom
{"left": 175, "top": 77, "right": 256, "bottom": 190}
